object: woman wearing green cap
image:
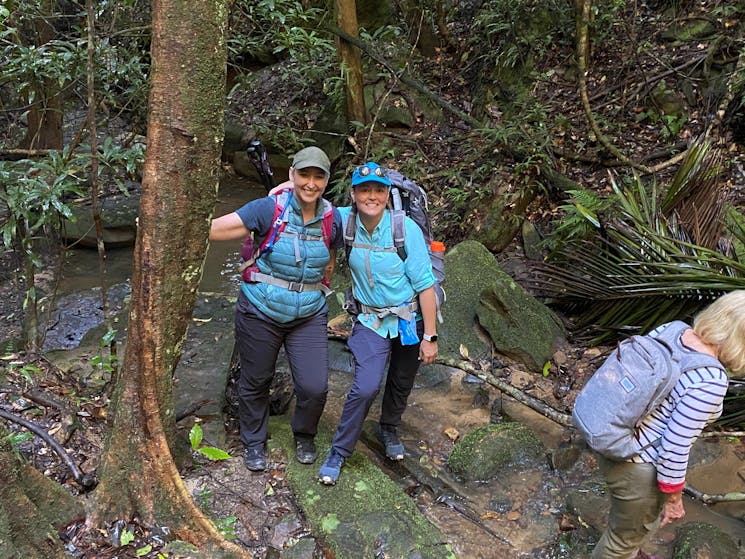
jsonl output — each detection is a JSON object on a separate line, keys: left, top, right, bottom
{"left": 318, "top": 161, "right": 439, "bottom": 485}
{"left": 210, "top": 146, "right": 343, "bottom": 472}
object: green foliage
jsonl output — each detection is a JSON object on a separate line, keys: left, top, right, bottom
{"left": 541, "top": 188, "right": 616, "bottom": 255}
{"left": 6, "top": 430, "right": 34, "bottom": 448}
{"left": 214, "top": 515, "right": 238, "bottom": 541}
{"left": 591, "top": 0, "right": 630, "bottom": 45}
{"left": 229, "top": 0, "right": 333, "bottom": 76}
{"left": 532, "top": 142, "right": 745, "bottom": 340}
{"left": 469, "top": 0, "right": 572, "bottom": 71}
{"left": 120, "top": 528, "right": 135, "bottom": 546}
{"left": 0, "top": 149, "right": 86, "bottom": 249}
{"left": 1, "top": 0, "right": 152, "bottom": 142}
{"left": 226, "top": 0, "right": 337, "bottom": 152}
{"left": 1, "top": 37, "right": 86, "bottom": 101}
{"left": 188, "top": 423, "right": 232, "bottom": 461}
{"left": 90, "top": 329, "right": 117, "bottom": 380}
{"left": 635, "top": 106, "right": 688, "bottom": 142}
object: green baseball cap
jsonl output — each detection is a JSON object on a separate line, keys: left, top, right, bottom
{"left": 292, "top": 146, "right": 330, "bottom": 175}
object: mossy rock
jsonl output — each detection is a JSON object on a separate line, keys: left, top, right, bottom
{"left": 476, "top": 269, "right": 566, "bottom": 373}
{"left": 447, "top": 422, "right": 546, "bottom": 482}
{"left": 661, "top": 19, "right": 716, "bottom": 42}
{"left": 671, "top": 522, "right": 740, "bottom": 559}
{"left": 269, "top": 419, "right": 455, "bottom": 559}
{"left": 63, "top": 193, "right": 140, "bottom": 248}
{"left": 438, "top": 241, "right": 497, "bottom": 360}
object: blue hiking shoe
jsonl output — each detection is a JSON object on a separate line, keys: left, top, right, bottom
{"left": 378, "top": 424, "right": 405, "bottom": 461}
{"left": 318, "top": 448, "right": 345, "bottom": 485}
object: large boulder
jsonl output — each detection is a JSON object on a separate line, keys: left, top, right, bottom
{"left": 62, "top": 191, "right": 140, "bottom": 248}
{"left": 476, "top": 267, "right": 566, "bottom": 373}
{"left": 438, "top": 240, "right": 496, "bottom": 360}
{"left": 447, "top": 422, "right": 546, "bottom": 482}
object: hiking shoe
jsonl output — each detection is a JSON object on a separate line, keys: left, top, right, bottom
{"left": 377, "top": 425, "right": 405, "bottom": 461}
{"left": 294, "top": 436, "right": 317, "bottom": 464}
{"left": 318, "top": 448, "right": 345, "bottom": 485}
{"left": 243, "top": 446, "right": 266, "bottom": 472}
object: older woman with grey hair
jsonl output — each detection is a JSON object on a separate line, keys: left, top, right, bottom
{"left": 592, "top": 290, "right": 745, "bottom": 559}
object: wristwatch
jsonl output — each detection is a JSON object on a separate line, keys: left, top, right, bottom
{"left": 422, "top": 333, "right": 438, "bottom": 342}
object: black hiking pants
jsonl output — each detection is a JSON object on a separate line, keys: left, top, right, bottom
{"left": 234, "top": 291, "right": 329, "bottom": 449}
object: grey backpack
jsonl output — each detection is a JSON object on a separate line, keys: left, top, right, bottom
{"left": 572, "top": 320, "right": 724, "bottom": 460}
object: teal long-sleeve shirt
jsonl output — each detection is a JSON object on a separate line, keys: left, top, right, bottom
{"left": 339, "top": 206, "right": 435, "bottom": 338}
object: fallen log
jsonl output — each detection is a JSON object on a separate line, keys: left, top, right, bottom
{"left": 438, "top": 357, "right": 573, "bottom": 428}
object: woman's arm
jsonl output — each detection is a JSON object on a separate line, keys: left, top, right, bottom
{"left": 209, "top": 212, "right": 249, "bottom": 241}
{"left": 324, "top": 249, "right": 337, "bottom": 284}
{"left": 418, "top": 285, "right": 438, "bottom": 364}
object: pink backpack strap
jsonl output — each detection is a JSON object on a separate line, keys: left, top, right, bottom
{"left": 320, "top": 199, "right": 334, "bottom": 249}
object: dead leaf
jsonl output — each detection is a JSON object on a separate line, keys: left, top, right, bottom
{"left": 506, "top": 511, "right": 521, "bottom": 521}
{"left": 443, "top": 427, "right": 460, "bottom": 441}
{"left": 459, "top": 344, "right": 469, "bottom": 359}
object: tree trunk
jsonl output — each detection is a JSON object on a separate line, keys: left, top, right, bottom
{"left": 21, "top": 0, "right": 64, "bottom": 150}
{"left": 336, "top": 0, "right": 366, "bottom": 125}
{"left": 91, "top": 0, "right": 245, "bottom": 554}
{"left": 0, "top": 427, "right": 84, "bottom": 558}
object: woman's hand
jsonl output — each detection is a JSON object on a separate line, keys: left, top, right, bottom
{"left": 419, "top": 340, "right": 438, "bottom": 365}
{"left": 659, "top": 492, "right": 685, "bottom": 527}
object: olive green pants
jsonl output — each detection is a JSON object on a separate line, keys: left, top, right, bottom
{"left": 591, "top": 456, "right": 665, "bottom": 559}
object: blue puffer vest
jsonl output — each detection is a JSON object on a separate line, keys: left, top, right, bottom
{"left": 242, "top": 197, "right": 331, "bottom": 323}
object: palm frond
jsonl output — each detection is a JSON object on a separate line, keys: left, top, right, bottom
{"left": 529, "top": 141, "right": 742, "bottom": 342}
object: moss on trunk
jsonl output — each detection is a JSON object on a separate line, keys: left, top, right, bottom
{"left": 0, "top": 429, "right": 84, "bottom": 558}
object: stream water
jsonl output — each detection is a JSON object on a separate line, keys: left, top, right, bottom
{"left": 50, "top": 176, "right": 745, "bottom": 558}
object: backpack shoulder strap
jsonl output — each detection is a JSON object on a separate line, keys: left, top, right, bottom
{"left": 343, "top": 206, "right": 357, "bottom": 265}
{"left": 654, "top": 320, "right": 725, "bottom": 373}
{"left": 390, "top": 209, "right": 407, "bottom": 261}
{"left": 259, "top": 189, "right": 293, "bottom": 254}
{"left": 319, "top": 198, "right": 334, "bottom": 249}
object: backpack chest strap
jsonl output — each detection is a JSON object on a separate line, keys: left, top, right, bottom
{"left": 248, "top": 271, "right": 332, "bottom": 296}
{"left": 278, "top": 229, "right": 327, "bottom": 263}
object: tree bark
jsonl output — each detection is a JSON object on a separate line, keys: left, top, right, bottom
{"left": 0, "top": 426, "right": 84, "bottom": 558}
{"left": 21, "top": 0, "right": 64, "bottom": 150}
{"left": 91, "top": 0, "right": 246, "bottom": 554}
{"left": 336, "top": 0, "right": 366, "bottom": 125}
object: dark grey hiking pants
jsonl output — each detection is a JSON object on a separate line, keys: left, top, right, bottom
{"left": 234, "top": 291, "right": 329, "bottom": 449}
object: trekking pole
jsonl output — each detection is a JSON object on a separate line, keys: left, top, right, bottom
{"left": 246, "top": 140, "right": 276, "bottom": 192}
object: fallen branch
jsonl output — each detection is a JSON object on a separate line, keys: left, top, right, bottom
{"left": 0, "top": 148, "right": 53, "bottom": 159}
{"left": 0, "top": 407, "right": 96, "bottom": 489}
{"left": 684, "top": 484, "right": 745, "bottom": 505}
{"left": 698, "top": 430, "right": 745, "bottom": 439}
{"left": 437, "top": 357, "right": 573, "bottom": 428}
{"left": 322, "top": 23, "right": 483, "bottom": 129}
